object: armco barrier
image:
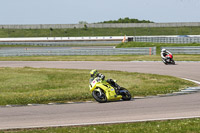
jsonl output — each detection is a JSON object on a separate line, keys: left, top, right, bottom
{"left": 0, "top": 41, "right": 121, "bottom": 46}
{"left": 161, "top": 47, "right": 200, "bottom": 54}
{"left": 0, "top": 47, "right": 156, "bottom": 57}
{"left": 133, "top": 36, "right": 200, "bottom": 44}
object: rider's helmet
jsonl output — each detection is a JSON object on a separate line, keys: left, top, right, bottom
{"left": 161, "top": 49, "right": 166, "bottom": 52}
{"left": 90, "top": 69, "right": 98, "bottom": 78}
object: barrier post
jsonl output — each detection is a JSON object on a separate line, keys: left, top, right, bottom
{"left": 149, "top": 48, "right": 152, "bottom": 55}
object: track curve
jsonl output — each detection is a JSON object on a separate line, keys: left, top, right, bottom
{"left": 0, "top": 61, "right": 200, "bottom": 130}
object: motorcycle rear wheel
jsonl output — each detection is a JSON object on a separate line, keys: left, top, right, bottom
{"left": 92, "top": 89, "right": 107, "bottom": 103}
{"left": 120, "top": 87, "right": 132, "bottom": 101}
{"left": 171, "top": 59, "right": 175, "bottom": 65}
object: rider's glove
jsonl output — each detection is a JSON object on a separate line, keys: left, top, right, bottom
{"left": 101, "top": 75, "right": 105, "bottom": 80}
{"left": 96, "top": 77, "right": 101, "bottom": 82}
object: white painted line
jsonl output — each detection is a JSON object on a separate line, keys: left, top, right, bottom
{"left": 176, "top": 61, "right": 200, "bottom": 63}
{"left": 182, "top": 78, "right": 200, "bottom": 85}
{"left": 48, "top": 103, "right": 55, "bottom": 105}
{"left": 2, "top": 115, "right": 200, "bottom": 130}
{"left": 181, "top": 89, "right": 198, "bottom": 92}
{"left": 85, "top": 101, "right": 93, "bottom": 103}
{"left": 67, "top": 102, "right": 75, "bottom": 104}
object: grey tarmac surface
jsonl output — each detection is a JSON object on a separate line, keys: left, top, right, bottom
{"left": 0, "top": 61, "right": 200, "bottom": 130}
{"left": 0, "top": 61, "right": 199, "bottom": 82}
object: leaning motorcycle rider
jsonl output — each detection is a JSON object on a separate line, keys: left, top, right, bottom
{"left": 89, "top": 69, "right": 121, "bottom": 93}
{"left": 161, "top": 48, "right": 172, "bottom": 63}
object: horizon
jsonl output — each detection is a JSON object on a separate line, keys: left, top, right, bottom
{"left": 0, "top": 21, "right": 200, "bottom": 25}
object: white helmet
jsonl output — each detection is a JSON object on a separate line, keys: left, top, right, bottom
{"left": 161, "top": 49, "right": 166, "bottom": 52}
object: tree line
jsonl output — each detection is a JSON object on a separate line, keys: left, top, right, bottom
{"left": 99, "top": 17, "right": 154, "bottom": 23}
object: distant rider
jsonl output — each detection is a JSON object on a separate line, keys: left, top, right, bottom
{"left": 161, "top": 49, "right": 172, "bottom": 63}
{"left": 89, "top": 69, "right": 121, "bottom": 92}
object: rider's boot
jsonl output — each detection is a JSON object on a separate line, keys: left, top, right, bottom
{"left": 107, "top": 79, "right": 121, "bottom": 94}
{"left": 115, "top": 84, "right": 121, "bottom": 94}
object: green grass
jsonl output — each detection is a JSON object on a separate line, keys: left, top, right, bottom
{"left": 116, "top": 41, "right": 200, "bottom": 55}
{"left": 0, "top": 26, "right": 200, "bottom": 37}
{"left": 0, "top": 67, "right": 196, "bottom": 105}
{"left": 2, "top": 118, "right": 200, "bottom": 133}
{"left": 0, "top": 55, "right": 200, "bottom": 61}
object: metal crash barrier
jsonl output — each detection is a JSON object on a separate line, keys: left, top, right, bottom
{"left": 161, "top": 47, "right": 200, "bottom": 54}
{"left": 0, "top": 47, "right": 156, "bottom": 57}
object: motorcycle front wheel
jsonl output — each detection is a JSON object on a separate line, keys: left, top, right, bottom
{"left": 120, "top": 87, "right": 132, "bottom": 101}
{"left": 92, "top": 89, "right": 107, "bottom": 103}
{"left": 162, "top": 58, "right": 168, "bottom": 65}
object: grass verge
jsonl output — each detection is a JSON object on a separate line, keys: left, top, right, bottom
{"left": 0, "top": 55, "right": 200, "bottom": 61}
{"left": 0, "top": 27, "right": 200, "bottom": 37}
{"left": 0, "top": 67, "right": 196, "bottom": 105}
{"left": 2, "top": 118, "right": 200, "bottom": 133}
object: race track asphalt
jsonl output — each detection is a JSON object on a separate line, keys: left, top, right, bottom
{"left": 0, "top": 61, "right": 200, "bottom": 130}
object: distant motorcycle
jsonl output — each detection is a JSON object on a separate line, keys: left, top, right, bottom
{"left": 162, "top": 54, "right": 175, "bottom": 65}
{"left": 89, "top": 77, "right": 132, "bottom": 103}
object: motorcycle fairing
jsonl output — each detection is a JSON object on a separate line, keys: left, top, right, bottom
{"left": 90, "top": 78, "right": 122, "bottom": 101}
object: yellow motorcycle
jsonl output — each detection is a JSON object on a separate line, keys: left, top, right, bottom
{"left": 89, "top": 77, "right": 132, "bottom": 103}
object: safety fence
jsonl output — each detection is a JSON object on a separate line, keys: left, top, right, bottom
{"left": 161, "top": 46, "right": 200, "bottom": 54}
{"left": 0, "top": 47, "right": 156, "bottom": 57}
{"left": 1, "top": 22, "right": 200, "bottom": 29}
{"left": 132, "top": 36, "right": 200, "bottom": 44}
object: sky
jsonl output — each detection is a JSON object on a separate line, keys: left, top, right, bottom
{"left": 0, "top": 0, "right": 200, "bottom": 24}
